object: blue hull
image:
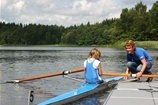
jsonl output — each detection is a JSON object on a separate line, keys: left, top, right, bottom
{"left": 37, "top": 77, "right": 122, "bottom": 105}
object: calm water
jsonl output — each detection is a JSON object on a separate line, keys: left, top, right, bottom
{"left": 0, "top": 46, "right": 158, "bottom": 105}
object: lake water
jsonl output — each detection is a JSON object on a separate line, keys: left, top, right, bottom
{"left": 0, "top": 46, "right": 158, "bottom": 105}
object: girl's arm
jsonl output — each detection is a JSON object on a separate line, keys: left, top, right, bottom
{"left": 124, "top": 67, "right": 129, "bottom": 80}
{"left": 98, "top": 63, "right": 103, "bottom": 76}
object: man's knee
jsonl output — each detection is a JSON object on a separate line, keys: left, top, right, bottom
{"left": 127, "top": 62, "right": 133, "bottom": 68}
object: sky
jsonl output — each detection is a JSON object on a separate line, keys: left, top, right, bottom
{"left": 0, "top": 0, "right": 157, "bottom": 27}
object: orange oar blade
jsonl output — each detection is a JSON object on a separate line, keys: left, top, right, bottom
{"left": 102, "top": 72, "right": 128, "bottom": 77}
{"left": 141, "top": 74, "right": 158, "bottom": 78}
{"left": 19, "top": 72, "right": 63, "bottom": 83}
{"left": 6, "top": 68, "right": 84, "bottom": 83}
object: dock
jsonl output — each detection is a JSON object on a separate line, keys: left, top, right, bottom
{"left": 103, "top": 79, "right": 158, "bottom": 105}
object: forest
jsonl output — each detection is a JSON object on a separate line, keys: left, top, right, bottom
{"left": 0, "top": 1, "right": 158, "bottom": 46}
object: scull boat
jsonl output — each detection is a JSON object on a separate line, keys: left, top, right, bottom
{"left": 37, "top": 76, "right": 123, "bottom": 105}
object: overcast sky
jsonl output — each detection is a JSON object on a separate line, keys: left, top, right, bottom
{"left": 1, "top": 0, "right": 156, "bottom": 27}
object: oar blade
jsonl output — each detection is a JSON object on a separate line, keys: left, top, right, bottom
{"left": 5, "top": 80, "right": 20, "bottom": 83}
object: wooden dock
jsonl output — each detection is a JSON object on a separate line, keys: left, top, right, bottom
{"left": 103, "top": 79, "right": 158, "bottom": 105}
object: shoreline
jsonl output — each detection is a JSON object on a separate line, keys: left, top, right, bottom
{"left": 0, "top": 41, "right": 158, "bottom": 50}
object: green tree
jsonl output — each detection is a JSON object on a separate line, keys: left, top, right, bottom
{"left": 148, "top": 1, "right": 158, "bottom": 40}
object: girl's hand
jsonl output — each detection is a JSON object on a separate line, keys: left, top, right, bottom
{"left": 123, "top": 76, "right": 128, "bottom": 80}
{"left": 123, "top": 72, "right": 129, "bottom": 80}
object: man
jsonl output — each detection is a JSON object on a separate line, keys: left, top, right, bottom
{"left": 124, "top": 40, "right": 153, "bottom": 82}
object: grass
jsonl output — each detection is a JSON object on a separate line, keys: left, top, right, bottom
{"left": 135, "top": 41, "right": 158, "bottom": 49}
{"left": 112, "top": 41, "right": 158, "bottom": 50}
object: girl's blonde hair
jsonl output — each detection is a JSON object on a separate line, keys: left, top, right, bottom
{"left": 124, "top": 40, "right": 136, "bottom": 49}
{"left": 88, "top": 48, "right": 101, "bottom": 60}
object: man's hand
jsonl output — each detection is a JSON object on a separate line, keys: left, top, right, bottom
{"left": 136, "top": 72, "right": 142, "bottom": 78}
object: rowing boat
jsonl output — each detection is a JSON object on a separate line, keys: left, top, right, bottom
{"left": 37, "top": 76, "right": 123, "bottom": 105}
{"left": 103, "top": 78, "right": 158, "bottom": 105}
{"left": 7, "top": 68, "right": 157, "bottom": 105}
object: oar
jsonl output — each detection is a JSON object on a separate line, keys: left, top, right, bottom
{"left": 6, "top": 68, "right": 84, "bottom": 83}
{"left": 103, "top": 72, "right": 158, "bottom": 78}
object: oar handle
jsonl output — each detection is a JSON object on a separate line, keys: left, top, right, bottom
{"left": 102, "top": 72, "right": 158, "bottom": 78}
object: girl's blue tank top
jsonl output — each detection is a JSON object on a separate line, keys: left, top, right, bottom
{"left": 85, "top": 60, "right": 101, "bottom": 84}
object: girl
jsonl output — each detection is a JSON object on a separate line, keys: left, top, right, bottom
{"left": 84, "top": 48, "right": 104, "bottom": 84}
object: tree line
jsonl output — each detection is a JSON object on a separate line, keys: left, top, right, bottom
{"left": 0, "top": 1, "right": 158, "bottom": 46}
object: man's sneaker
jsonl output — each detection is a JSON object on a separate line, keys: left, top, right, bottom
{"left": 146, "top": 77, "right": 153, "bottom": 82}
{"left": 146, "top": 73, "right": 153, "bottom": 82}
{"left": 136, "top": 78, "right": 140, "bottom": 81}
